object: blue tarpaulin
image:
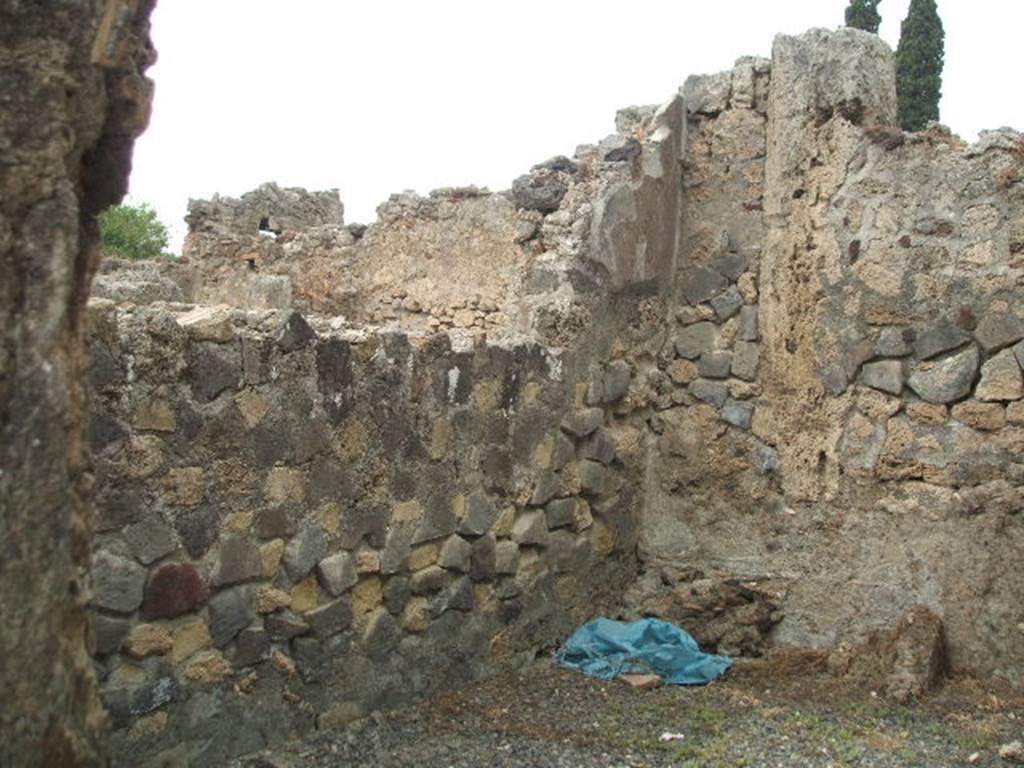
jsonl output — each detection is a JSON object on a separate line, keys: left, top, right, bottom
{"left": 554, "top": 618, "right": 732, "bottom": 685}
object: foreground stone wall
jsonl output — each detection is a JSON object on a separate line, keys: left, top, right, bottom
{"left": 87, "top": 302, "right": 643, "bottom": 764}
{"left": 1, "top": 1, "right": 156, "bottom": 764}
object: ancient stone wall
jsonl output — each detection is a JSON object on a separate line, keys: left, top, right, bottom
{"left": 86, "top": 300, "right": 644, "bottom": 764}
{"left": 633, "top": 29, "right": 1024, "bottom": 686}
{"left": 81, "top": 24, "right": 1024, "bottom": 768}
{"left": 1, "top": 1, "right": 156, "bottom": 764}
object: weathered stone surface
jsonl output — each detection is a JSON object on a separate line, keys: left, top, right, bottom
{"left": 885, "top": 606, "right": 947, "bottom": 703}
{"left": 124, "top": 624, "right": 173, "bottom": 659}
{"left": 721, "top": 400, "right": 754, "bottom": 429}
{"left": 317, "top": 552, "right": 358, "bottom": 596}
{"left": 578, "top": 461, "right": 608, "bottom": 496}
{"left": 512, "top": 511, "right": 549, "bottom": 546}
{"left": 275, "top": 310, "right": 316, "bottom": 352}
{"left": 974, "top": 313, "right": 1024, "bottom": 352}
{"left": 410, "top": 566, "right": 446, "bottom": 595}
{"left": 698, "top": 351, "right": 732, "bottom": 379}
{"left": 265, "top": 610, "right": 309, "bottom": 642}
{"left": 689, "top": 379, "right": 728, "bottom": 408}
{"left": 470, "top": 533, "right": 497, "bottom": 582}
{"left": 283, "top": 525, "right": 328, "bottom": 581}
{"left": 710, "top": 285, "right": 743, "bottom": 320}
{"left": 123, "top": 515, "right": 177, "bottom": 565}
{"left": 458, "top": 493, "right": 498, "bottom": 536}
{"left": 530, "top": 471, "right": 560, "bottom": 506}
{"left": 675, "top": 322, "right": 717, "bottom": 360}
{"left": 212, "top": 535, "right": 262, "bottom": 586}
{"left": 93, "top": 551, "right": 147, "bottom": 614}
{"left": 560, "top": 408, "right": 604, "bottom": 438}
{"left": 142, "top": 563, "right": 209, "bottom": 619}
{"left": 861, "top": 359, "right": 904, "bottom": 395}
{"left": 582, "top": 429, "right": 617, "bottom": 465}
{"left": 94, "top": 615, "right": 132, "bottom": 657}
{"left": 950, "top": 402, "right": 1006, "bottom": 431}
{"left": 738, "top": 305, "right": 759, "bottom": 341}
{"left": 731, "top": 341, "right": 760, "bottom": 382}
{"left": 430, "top": 576, "right": 474, "bottom": 617}
{"left": 914, "top": 324, "right": 970, "bottom": 360}
{"left": 682, "top": 267, "right": 728, "bottom": 304}
{"left": 511, "top": 171, "right": 567, "bottom": 213}
{"left": 908, "top": 346, "right": 980, "bottom": 404}
{"left": 976, "top": 349, "right": 1023, "bottom": 401}
{"left": 545, "top": 498, "right": 578, "bottom": 530}
{"left": 209, "top": 586, "right": 256, "bottom": 647}
{"left": 876, "top": 327, "right": 912, "bottom": 357}
{"left": 588, "top": 359, "right": 632, "bottom": 404}
{"left": 495, "top": 541, "right": 520, "bottom": 575}
{"left": 439, "top": 535, "right": 472, "bottom": 572}
{"left": 234, "top": 628, "right": 270, "bottom": 667}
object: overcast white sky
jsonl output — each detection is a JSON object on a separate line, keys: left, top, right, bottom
{"left": 129, "top": 1, "right": 1024, "bottom": 251}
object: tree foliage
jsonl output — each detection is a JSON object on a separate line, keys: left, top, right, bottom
{"left": 895, "top": 0, "right": 945, "bottom": 132}
{"left": 98, "top": 201, "right": 170, "bottom": 260}
{"left": 845, "top": 0, "right": 882, "bottom": 33}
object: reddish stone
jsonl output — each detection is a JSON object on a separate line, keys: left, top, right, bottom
{"left": 142, "top": 563, "right": 209, "bottom": 619}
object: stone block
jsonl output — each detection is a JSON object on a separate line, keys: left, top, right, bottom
{"left": 860, "top": 359, "right": 904, "bottom": 395}
{"left": 383, "top": 576, "right": 411, "bottom": 615}
{"left": 974, "top": 313, "right": 1024, "bottom": 352}
{"left": 123, "top": 624, "right": 173, "bottom": 659}
{"left": 381, "top": 525, "right": 413, "bottom": 575}
{"left": 234, "top": 627, "right": 270, "bottom": 667}
{"left": 430, "top": 576, "right": 474, "bottom": 617}
{"left": 470, "top": 533, "right": 497, "bottom": 582}
{"left": 307, "top": 598, "right": 353, "bottom": 638}
{"left": 914, "top": 324, "right": 970, "bottom": 360}
{"left": 713, "top": 252, "right": 748, "bottom": 281}
{"left": 283, "top": 524, "right": 328, "bottom": 581}
{"left": 317, "top": 552, "right": 358, "bottom": 596}
{"left": 560, "top": 408, "right": 604, "bottom": 439}
{"left": 698, "top": 351, "right": 732, "bottom": 379}
{"left": 123, "top": 515, "right": 177, "bottom": 565}
{"left": 710, "top": 285, "right": 743, "bottom": 320}
{"left": 876, "top": 327, "right": 912, "bottom": 357}
{"left": 255, "top": 507, "right": 294, "bottom": 539}
{"left": 582, "top": 429, "right": 617, "bottom": 465}
{"left": 439, "top": 535, "right": 472, "bottom": 572}
{"left": 275, "top": 310, "right": 315, "bottom": 352}
{"left": 578, "top": 460, "right": 607, "bottom": 496}
{"left": 495, "top": 541, "right": 520, "bottom": 575}
{"left": 721, "top": 400, "right": 754, "bottom": 430}
{"left": 211, "top": 535, "right": 262, "bottom": 587}
{"left": 142, "top": 563, "right": 209, "bottom": 620}
{"left": 458, "top": 492, "right": 498, "bottom": 536}
{"left": 266, "top": 609, "right": 309, "bottom": 642}
{"left": 208, "top": 585, "right": 255, "bottom": 647}
{"left": 292, "top": 636, "right": 327, "bottom": 684}
{"left": 94, "top": 614, "right": 131, "bottom": 657}
{"left": 93, "top": 551, "right": 146, "bottom": 614}
{"left": 976, "top": 349, "right": 1023, "bottom": 401}
{"left": 545, "top": 497, "right": 578, "bottom": 530}
{"left": 689, "top": 379, "right": 728, "bottom": 408}
{"left": 674, "top": 322, "right": 717, "bottom": 360}
{"left": 731, "top": 341, "right": 760, "bottom": 382}
{"left": 738, "top": 305, "right": 759, "bottom": 341}
{"left": 908, "top": 346, "right": 979, "bottom": 404}
{"left": 410, "top": 565, "right": 446, "bottom": 595}
{"left": 512, "top": 510, "right": 549, "bottom": 547}
{"left": 951, "top": 402, "right": 1006, "bottom": 431}
{"left": 682, "top": 267, "right": 728, "bottom": 304}
{"left": 530, "top": 471, "right": 559, "bottom": 506}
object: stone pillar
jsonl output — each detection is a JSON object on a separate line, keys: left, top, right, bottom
{"left": 755, "top": 28, "right": 896, "bottom": 501}
{"left": 0, "top": 1, "right": 156, "bottom": 763}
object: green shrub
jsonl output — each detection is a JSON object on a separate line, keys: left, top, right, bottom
{"left": 99, "top": 201, "right": 170, "bottom": 260}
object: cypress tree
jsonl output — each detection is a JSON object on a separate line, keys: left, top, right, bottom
{"left": 895, "top": 0, "right": 945, "bottom": 132}
{"left": 845, "top": 0, "right": 882, "bottom": 34}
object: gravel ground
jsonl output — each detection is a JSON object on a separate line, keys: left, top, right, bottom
{"left": 236, "top": 658, "right": 1024, "bottom": 768}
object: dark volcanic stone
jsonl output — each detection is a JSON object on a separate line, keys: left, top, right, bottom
{"left": 142, "top": 563, "right": 209, "bottom": 619}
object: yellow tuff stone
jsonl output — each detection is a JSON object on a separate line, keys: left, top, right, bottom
{"left": 289, "top": 576, "right": 318, "bottom": 614}
{"left": 124, "top": 624, "right": 173, "bottom": 659}
{"left": 184, "top": 651, "right": 231, "bottom": 683}
{"left": 172, "top": 619, "right": 212, "bottom": 664}
{"left": 260, "top": 539, "right": 284, "bottom": 579}
{"left": 351, "top": 576, "right": 383, "bottom": 620}
{"left": 257, "top": 586, "right": 292, "bottom": 614}
{"left": 408, "top": 542, "right": 440, "bottom": 572}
